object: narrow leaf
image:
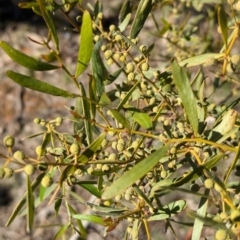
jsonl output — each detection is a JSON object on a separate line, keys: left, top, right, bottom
{"left": 131, "top": 111, "right": 152, "bottom": 129}
{"left": 119, "top": 0, "right": 132, "bottom": 23}
{"left": 0, "top": 41, "right": 59, "bottom": 71}
{"left": 102, "top": 145, "right": 168, "bottom": 200}
{"left": 80, "top": 83, "right": 93, "bottom": 144}
{"left": 6, "top": 173, "right": 45, "bottom": 227}
{"left": 77, "top": 133, "right": 106, "bottom": 163}
{"left": 130, "top": 0, "right": 153, "bottom": 39}
{"left": 77, "top": 182, "right": 101, "bottom": 198}
{"left": 218, "top": 7, "right": 228, "bottom": 48}
{"left": 75, "top": 10, "right": 93, "bottom": 77}
{"left": 91, "top": 40, "right": 108, "bottom": 98}
{"left": 36, "top": 0, "right": 59, "bottom": 49}
{"left": 178, "top": 53, "right": 224, "bottom": 68}
{"left": 148, "top": 200, "right": 186, "bottom": 221}
{"left": 26, "top": 175, "right": 35, "bottom": 233}
{"left": 6, "top": 71, "right": 78, "bottom": 98}
{"left": 109, "top": 109, "right": 130, "bottom": 129}
{"left": 53, "top": 224, "right": 69, "bottom": 240}
{"left": 171, "top": 60, "right": 198, "bottom": 136}
{"left": 191, "top": 190, "right": 209, "bottom": 240}
{"left": 72, "top": 214, "right": 105, "bottom": 225}
{"left": 119, "top": 13, "right": 132, "bottom": 32}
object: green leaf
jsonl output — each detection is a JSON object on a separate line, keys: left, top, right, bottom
{"left": 106, "top": 67, "right": 124, "bottom": 85}
{"left": 77, "top": 133, "right": 106, "bottom": 163}
{"left": 54, "top": 197, "right": 62, "bottom": 216}
{"left": 109, "top": 109, "right": 131, "bottom": 129}
{"left": 91, "top": 40, "right": 108, "bottom": 98}
{"left": 53, "top": 224, "right": 69, "bottom": 240}
{"left": 36, "top": 0, "right": 59, "bottom": 50}
{"left": 218, "top": 6, "right": 228, "bottom": 48}
{"left": 79, "top": 83, "right": 93, "bottom": 145}
{"left": 6, "top": 71, "right": 78, "bottom": 98}
{"left": 73, "top": 97, "right": 85, "bottom": 134}
{"left": 131, "top": 111, "right": 152, "bottom": 129}
{"left": 26, "top": 175, "right": 35, "bottom": 233}
{"left": 117, "top": 79, "right": 140, "bottom": 111}
{"left": 130, "top": 0, "right": 153, "bottom": 39}
{"left": 5, "top": 173, "right": 45, "bottom": 227}
{"left": 77, "top": 182, "right": 101, "bottom": 198}
{"left": 148, "top": 200, "right": 186, "bottom": 221}
{"left": 75, "top": 10, "right": 93, "bottom": 77}
{"left": 72, "top": 214, "right": 105, "bottom": 225}
{"left": 102, "top": 145, "right": 168, "bottom": 200}
{"left": 178, "top": 53, "right": 224, "bottom": 68}
{"left": 119, "top": 0, "right": 132, "bottom": 23}
{"left": 0, "top": 41, "right": 59, "bottom": 71}
{"left": 119, "top": 13, "right": 132, "bottom": 32}
{"left": 191, "top": 190, "right": 209, "bottom": 240}
{"left": 89, "top": 75, "right": 98, "bottom": 118}
{"left": 171, "top": 60, "right": 198, "bottom": 136}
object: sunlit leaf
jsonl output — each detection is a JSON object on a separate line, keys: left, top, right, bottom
{"left": 75, "top": 10, "right": 93, "bottom": 77}
{"left": 0, "top": 41, "right": 59, "bottom": 71}
{"left": 102, "top": 145, "right": 168, "bottom": 200}
{"left": 148, "top": 200, "right": 186, "bottom": 221}
{"left": 72, "top": 214, "right": 105, "bottom": 225}
{"left": 131, "top": 111, "right": 152, "bottom": 129}
{"left": 53, "top": 224, "right": 69, "bottom": 240}
{"left": 77, "top": 133, "right": 106, "bottom": 163}
{"left": 77, "top": 182, "right": 101, "bottom": 198}
{"left": 6, "top": 71, "right": 78, "bottom": 98}
{"left": 109, "top": 109, "right": 130, "bottom": 129}
{"left": 171, "top": 60, "right": 198, "bottom": 136}
{"left": 119, "top": 13, "right": 132, "bottom": 32}
{"left": 178, "top": 53, "right": 224, "bottom": 68}
{"left": 119, "top": 0, "right": 132, "bottom": 23}
{"left": 130, "top": 0, "right": 153, "bottom": 39}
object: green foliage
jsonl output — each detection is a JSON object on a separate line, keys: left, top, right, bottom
{"left": 2, "top": 0, "right": 240, "bottom": 239}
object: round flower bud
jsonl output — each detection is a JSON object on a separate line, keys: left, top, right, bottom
{"left": 96, "top": 163, "right": 102, "bottom": 170}
{"left": 132, "top": 140, "right": 139, "bottom": 149}
{"left": 146, "top": 89, "right": 152, "bottom": 96}
{"left": 109, "top": 24, "right": 115, "bottom": 31}
{"left": 111, "top": 141, "right": 117, "bottom": 150}
{"left": 127, "top": 72, "right": 135, "bottom": 81}
{"left": 231, "top": 54, "right": 240, "bottom": 65}
{"left": 41, "top": 175, "right": 53, "bottom": 188}
{"left": 55, "top": 117, "right": 63, "bottom": 125}
{"left": 3, "top": 135, "right": 15, "bottom": 147}
{"left": 116, "top": 143, "right": 124, "bottom": 152}
{"left": 0, "top": 169, "right": 5, "bottom": 179}
{"left": 97, "top": 12, "right": 103, "bottom": 20}
{"left": 141, "top": 62, "right": 149, "bottom": 71}
{"left": 152, "top": 106, "right": 158, "bottom": 113}
{"left": 101, "top": 45, "right": 107, "bottom": 52}
{"left": 35, "top": 145, "right": 45, "bottom": 157}
{"left": 115, "top": 194, "right": 122, "bottom": 201}
{"left": 139, "top": 45, "right": 147, "bottom": 53}
{"left": 93, "top": 35, "right": 100, "bottom": 42}
{"left": 124, "top": 192, "right": 131, "bottom": 201}
{"left": 141, "top": 81, "right": 148, "bottom": 90}
{"left": 24, "top": 164, "right": 35, "bottom": 176}
{"left": 104, "top": 50, "right": 113, "bottom": 60}
{"left": 107, "top": 59, "right": 113, "bottom": 65}
{"left": 119, "top": 55, "right": 126, "bottom": 62}
{"left": 33, "top": 118, "right": 41, "bottom": 124}
{"left": 70, "top": 143, "right": 80, "bottom": 155}
{"left": 160, "top": 170, "right": 167, "bottom": 179}
{"left": 126, "top": 63, "right": 134, "bottom": 72}
{"left": 3, "top": 167, "right": 14, "bottom": 178}
{"left": 67, "top": 174, "right": 77, "bottom": 186}
{"left": 101, "top": 139, "right": 108, "bottom": 148}
{"left": 149, "top": 97, "right": 156, "bottom": 105}
{"left": 107, "top": 130, "right": 115, "bottom": 136}
{"left": 87, "top": 166, "right": 94, "bottom": 175}
{"left": 115, "top": 34, "right": 122, "bottom": 41}
{"left": 204, "top": 178, "right": 214, "bottom": 189}
{"left": 215, "top": 229, "right": 228, "bottom": 240}
{"left": 38, "top": 161, "right": 48, "bottom": 172}
{"left": 169, "top": 146, "right": 177, "bottom": 155}
{"left": 109, "top": 153, "right": 117, "bottom": 161}
{"left": 13, "top": 150, "right": 25, "bottom": 163}
{"left": 74, "top": 168, "right": 83, "bottom": 176}
{"left": 102, "top": 164, "right": 110, "bottom": 172}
